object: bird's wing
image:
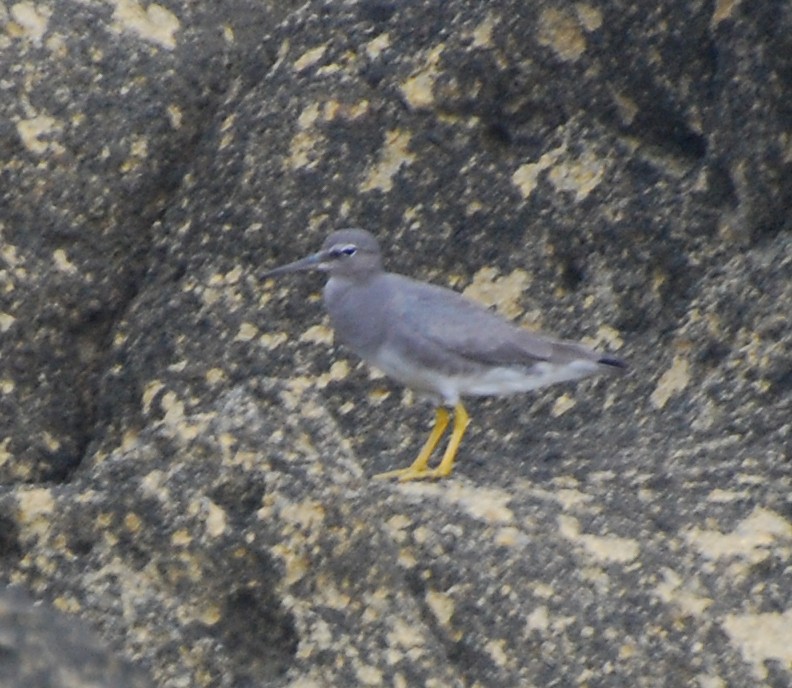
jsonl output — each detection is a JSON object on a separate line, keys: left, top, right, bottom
{"left": 385, "top": 274, "right": 591, "bottom": 368}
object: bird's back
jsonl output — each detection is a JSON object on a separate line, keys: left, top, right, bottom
{"left": 323, "top": 271, "right": 621, "bottom": 403}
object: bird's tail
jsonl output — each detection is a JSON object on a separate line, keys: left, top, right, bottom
{"left": 597, "top": 355, "right": 628, "bottom": 373}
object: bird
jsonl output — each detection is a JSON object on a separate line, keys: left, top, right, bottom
{"left": 261, "top": 228, "right": 626, "bottom": 481}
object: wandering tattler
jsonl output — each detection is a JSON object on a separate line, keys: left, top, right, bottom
{"left": 262, "top": 228, "right": 625, "bottom": 481}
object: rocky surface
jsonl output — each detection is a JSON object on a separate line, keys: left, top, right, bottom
{"left": 0, "top": 586, "right": 154, "bottom": 687}
{"left": 0, "top": 1, "right": 790, "bottom": 686}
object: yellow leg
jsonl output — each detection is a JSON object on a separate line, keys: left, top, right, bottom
{"left": 375, "top": 403, "right": 470, "bottom": 481}
{"left": 374, "top": 407, "right": 450, "bottom": 480}
{"left": 427, "top": 402, "right": 469, "bottom": 479}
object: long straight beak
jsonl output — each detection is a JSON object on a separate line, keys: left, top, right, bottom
{"left": 260, "top": 250, "right": 329, "bottom": 279}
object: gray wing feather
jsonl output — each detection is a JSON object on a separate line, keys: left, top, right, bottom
{"left": 385, "top": 275, "right": 597, "bottom": 368}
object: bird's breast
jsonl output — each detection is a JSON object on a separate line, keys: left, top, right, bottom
{"left": 324, "top": 277, "right": 389, "bottom": 358}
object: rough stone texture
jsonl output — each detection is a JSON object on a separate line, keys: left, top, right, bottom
{"left": 0, "top": 1, "right": 790, "bottom": 687}
{"left": 0, "top": 586, "right": 154, "bottom": 688}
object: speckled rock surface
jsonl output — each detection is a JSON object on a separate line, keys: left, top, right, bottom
{"left": 0, "top": 586, "right": 154, "bottom": 687}
{"left": 0, "top": 1, "right": 790, "bottom": 686}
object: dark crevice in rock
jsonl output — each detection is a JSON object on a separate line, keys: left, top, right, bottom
{"left": 0, "top": 512, "right": 22, "bottom": 564}
{"left": 219, "top": 586, "right": 299, "bottom": 682}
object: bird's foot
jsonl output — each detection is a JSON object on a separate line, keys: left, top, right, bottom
{"left": 373, "top": 465, "right": 453, "bottom": 482}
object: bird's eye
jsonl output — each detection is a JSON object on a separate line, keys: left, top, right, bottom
{"left": 329, "top": 244, "right": 358, "bottom": 259}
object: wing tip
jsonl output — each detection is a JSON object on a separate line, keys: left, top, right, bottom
{"left": 598, "top": 355, "right": 628, "bottom": 372}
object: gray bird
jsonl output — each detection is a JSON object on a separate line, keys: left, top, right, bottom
{"left": 262, "top": 228, "right": 625, "bottom": 480}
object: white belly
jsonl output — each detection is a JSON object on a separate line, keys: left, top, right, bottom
{"left": 370, "top": 348, "right": 601, "bottom": 405}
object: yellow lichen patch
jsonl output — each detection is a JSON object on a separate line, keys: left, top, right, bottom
{"left": 300, "top": 324, "right": 334, "bottom": 345}
{"left": 404, "top": 482, "right": 514, "bottom": 524}
{"left": 323, "top": 99, "right": 371, "bottom": 122}
{"left": 400, "top": 44, "right": 445, "bottom": 109}
{"left": 16, "top": 114, "right": 64, "bottom": 155}
{"left": 538, "top": 8, "right": 586, "bottom": 62}
{"left": 354, "top": 663, "right": 383, "bottom": 686}
{"left": 170, "top": 528, "right": 191, "bottom": 547}
{"left": 684, "top": 507, "right": 792, "bottom": 563}
{"left": 494, "top": 526, "right": 525, "bottom": 548}
{"left": 10, "top": 2, "right": 51, "bottom": 43}
{"left": 289, "top": 100, "right": 371, "bottom": 168}
{"left": 278, "top": 376, "right": 316, "bottom": 410}
{"left": 141, "top": 379, "right": 164, "bottom": 415}
{"left": 294, "top": 45, "right": 326, "bottom": 72}
{"left": 205, "top": 368, "right": 226, "bottom": 385}
{"left": 384, "top": 514, "right": 412, "bottom": 543}
{"left": 124, "top": 512, "right": 142, "bottom": 533}
{"left": 387, "top": 617, "right": 426, "bottom": 651}
{"left": 196, "top": 601, "right": 222, "bottom": 626}
{"left": 512, "top": 145, "right": 606, "bottom": 202}
{"left": 462, "top": 267, "right": 530, "bottom": 320}
{"left": 297, "top": 103, "right": 322, "bottom": 136}
{"left": 314, "top": 577, "right": 352, "bottom": 610}
{"left": 526, "top": 605, "right": 550, "bottom": 632}
{"left": 411, "top": 525, "right": 432, "bottom": 546}
{"left": 456, "top": 491, "right": 514, "bottom": 523}
{"left": 547, "top": 147, "right": 607, "bottom": 201}
{"left": 0, "top": 438, "right": 12, "bottom": 467}
{"left": 218, "top": 112, "right": 236, "bottom": 149}
{"left": 365, "top": 32, "right": 390, "bottom": 59}
{"left": 361, "top": 129, "right": 415, "bottom": 193}
{"left": 721, "top": 609, "right": 792, "bottom": 680}
{"left": 120, "top": 136, "right": 149, "bottom": 173}
{"left": 532, "top": 582, "right": 556, "bottom": 599}
{"left": 301, "top": 616, "right": 334, "bottom": 652}
{"left": 16, "top": 488, "right": 55, "bottom": 541}
{"left": 470, "top": 14, "right": 496, "bottom": 47}
{"left": 611, "top": 88, "right": 639, "bottom": 126}
{"left": 259, "top": 331, "right": 288, "bottom": 350}
{"left": 0, "top": 312, "right": 15, "bottom": 332}
{"left": 271, "top": 542, "right": 310, "bottom": 586}
{"left": 650, "top": 355, "right": 690, "bottom": 409}
{"left": 234, "top": 322, "right": 259, "bottom": 342}
{"left": 204, "top": 500, "right": 227, "bottom": 537}
{"left": 160, "top": 391, "right": 202, "bottom": 442}
{"left": 512, "top": 160, "right": 545, "bottom": 198}
{"left": 110, "top": 0, "right": 180, "bottom": 50}
{"left": 486, "top": 640, "right": 511, "bottom": 669}
{"left": 512, "top": 144, "right": 565, "bottom": 198}
{"left": 53, "top": 595, "right": 81, "bottom": 614}
{"left": 173, "top": 593, "right": 220, "bottom": 626}
{"left": 119, "top": 429, "right": 139, "bottom": 452}
{"left": 276, "top": 499, "right": 326, "bottom": 531}
{"left": 707, "top": 488, "right": 747, "bottom": 503}
{"left": 551, "top": 393, "right": 576, "bottom": 417}
{"left": 653, "top": 567, "right": 713, "bottom": 617}
{"left": 315, "top": 360, "right": 351, "bottom": 390}
{"left": 41, "top": 431, "right": 60, "bottom": 451}
{"left": 366, "top": 387, "right": 390, "bottom": 405}
{"left": 425, "top": 589, "right": 455, "bottom": 627}
{"left": 711, "top": 0, "right": 739, "bottom": 27}
{"left": 527, "top": 484, "right": 591, "bottom": 511}
{"left": 575, "top": 3, "right": 603, "bottom": 31}
{"left": 594, "top": 324, "right": 624, "bottom": 350}
{"left": 559, "top": 515, "right": 640, "bottom": 563}
{"left": 582, "top": 533, "right": 640, "bottom": 563}
{"left": 289, "top": 131, "right": 319, "bottom": 169}
{"left": 224, "top": 265, "right": 243, "bottom": 284}
{"left": 166, "top": 103, "right": 182, "bottom": 128}
{"left": 51, "top": 248, "right": 76, "bottom": 274}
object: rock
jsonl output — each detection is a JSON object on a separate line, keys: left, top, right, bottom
{"left": 0, "top": 1, "right": 789, "bottom": 686}
{"left": 0, "top": 585, "right": 154, "bottom": 688}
